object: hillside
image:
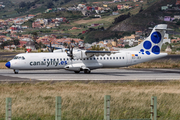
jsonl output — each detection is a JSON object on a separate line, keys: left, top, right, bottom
{"left": 110, "top": 0, "right": 177, "bottom": 31}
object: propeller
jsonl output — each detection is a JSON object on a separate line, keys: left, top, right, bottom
{"left": 48, "top": 40, "right": 54, "bottom": 52}
{"left": 67, "top": 45, "right": 74, "bottom": 60}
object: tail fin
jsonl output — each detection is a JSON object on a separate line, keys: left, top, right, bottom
{"left": 123, "top": 24, "right": 167, "bottom": 55}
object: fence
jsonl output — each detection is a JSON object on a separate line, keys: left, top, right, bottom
{"left": 5, "top": 95, "right": 158, "bottom": 120}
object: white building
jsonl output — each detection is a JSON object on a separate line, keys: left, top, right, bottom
{"left": 163, "top": 33, "right": 171, "bottom": 44}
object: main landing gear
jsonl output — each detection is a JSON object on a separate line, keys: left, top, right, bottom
{"left": 74, "top": 69, "right": 91, "bottom": 74}
{"left": 13, "top": 69, "right": 19, "bottom": 74}
{"left": 74, "top": 71, "right": 80, "bottom": 73}
{"left": 84, "top": 69, "right": 91, "bottom": 74}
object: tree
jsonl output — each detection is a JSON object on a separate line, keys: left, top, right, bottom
{"left": 19, "top": 1, "right": 26, "bottom": 8}
{"left": 176, "top": 20, "right": 180, "bottom": 25}
{"left": 46, "top": 1, "right": 54, "bottom": 8}
{"left": 63, "top": 42, "right": 67, "bottom": 47}
{"left": 139, "top": 6, "right": 143, "bottom": 13}
{"left": 81, "top": 0, "right": 87, "bottom": 3}
{"left": 13, "top": 39, "right": 20, "bottom": 46}
{"left": 112, "top": 6, "right": 118, "bottom": 11}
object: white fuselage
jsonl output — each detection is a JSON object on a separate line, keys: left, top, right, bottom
{"left": 9, "top": 51, "right": 167, "bottom": 70}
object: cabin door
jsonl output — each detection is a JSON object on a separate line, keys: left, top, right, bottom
{"left": 126, "top": 52, "right": 132, "bottom": 65}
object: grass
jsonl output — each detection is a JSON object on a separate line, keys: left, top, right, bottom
{"left": 0, "top": 81, "right": 180, "bottom": 119}
{"left": 130, "top": 59, "right": 180, "bottom": 69}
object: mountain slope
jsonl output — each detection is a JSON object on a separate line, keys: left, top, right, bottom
{"left": 110, "top": 0, "right": 177, "bottom": 32}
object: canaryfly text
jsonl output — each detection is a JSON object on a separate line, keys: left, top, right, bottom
{"left": 30, "top": 59, "right": 68, "bottom": 67}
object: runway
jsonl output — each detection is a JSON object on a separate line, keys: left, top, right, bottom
{"left": 0, "top": 68, "right": 179, "bottom": 81}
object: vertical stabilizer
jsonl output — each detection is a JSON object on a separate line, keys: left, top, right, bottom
{"left": 122, "top": 24, "right": 167, "bottom": 55}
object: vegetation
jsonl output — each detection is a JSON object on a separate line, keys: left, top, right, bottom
{"left": 0, "top": 81, "right": 180, "bottom": 119}
{"left": 130, "top": 59, "right": 180, "bottom": 69}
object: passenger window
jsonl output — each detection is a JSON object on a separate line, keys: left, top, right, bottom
{"left": 116, "top": 57, "right": 118, "bottom": 59}
{"left": 60, "top": 58, "right": 62, "bottom": 61}
{"left": 104, "top": 57, "right": 106, "bottom": 60}
{"left": 100, "top": 57, "right": 102, "bottom": 60}
{"left": 67, "top": 58, "right": 69, "bottom": 60}
{"left": 97, "top": 57, "right": 99, "bottom": 60}
{"left": 119, "top": 57, "right": 121, "bottom": 59}
{"left": 123, "top": 57, "right": 124, "bottom": 59}
{"left": 110, "top": 57, "right": 112, "bottom": 59}
{"left": 63, "top": 58, "right": 65, "bottom": 60}
{"left": 83, "top": 58, "right": 85, "bottom": 60}
{"left": 44, "top": 59, "right": 46, "bottom": 61}
{"left": 87, "top": 58, "right": 89, "bottom": 60}
{"left": 47, "top": 59, "right": 49, "bottom": 61}
{"left": 113, "top": 57, "right": 115, "bottom": 59}
{"left": 90, "top": 58, "right": 92, "bottom": 60}
{"left": 107, "top": 57, "right": 109, "bottom": 60}
{"left": 57, "top": 59, "right": 59, "bottom": 61}
{"left": 94, "top": 58, "right": 96, "bottom": 60}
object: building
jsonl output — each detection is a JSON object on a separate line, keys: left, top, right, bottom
{"left": 163, "top": 33, "right": 171, "bottom": 44}
{"left": 161, "top": 6, "right": 168, "bottom": 11}
{"left": 26, "top": 41, "right": 36, "bottom": 51}
{"left": 117, "top": 5, "right": 123, "bottom": 10}
{"left": 176, "top": 0, "right": 180, "bottom": 5}
{"left": 164, "top": 16, "right": 172, "bottom": 21}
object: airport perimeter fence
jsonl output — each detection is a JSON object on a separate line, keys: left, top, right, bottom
{"left": 5, "top": 95, "right": 158, "bottom": 120}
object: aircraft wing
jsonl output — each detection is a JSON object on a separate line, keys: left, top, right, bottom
{"left": 85, "top": 50, "right": 118, "bottom": 57}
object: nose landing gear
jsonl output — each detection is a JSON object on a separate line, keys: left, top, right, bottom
{"left": 13, "top": 69, "right": 19, "bottom": 74}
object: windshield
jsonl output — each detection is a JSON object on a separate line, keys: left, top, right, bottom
{"left": 13, "top": 56, "right": 25, "bottom": 60}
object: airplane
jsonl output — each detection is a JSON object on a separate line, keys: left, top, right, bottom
{"left": 5, "top": 24, "right": 168, "bottom": 74}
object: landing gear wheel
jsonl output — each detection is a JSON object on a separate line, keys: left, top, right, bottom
{"left": 74, "top": 71, "right": 80, "bottom": 73}
{"left": 84, "top": 69, "right": 91, "bottom": 74}
{"left": 13, "top": 69, "right": 19, "bottom": 74}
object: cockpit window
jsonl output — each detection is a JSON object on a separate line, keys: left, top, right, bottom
{"left": 13, "top": 56, "right": 25, "bottom": 60}
{"left": 13, "top": 56, "right": 18, "bottom": 59}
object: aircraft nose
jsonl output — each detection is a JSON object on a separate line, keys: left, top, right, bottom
{"left": 5, "top": 62, "right": 11, "bottom": 68}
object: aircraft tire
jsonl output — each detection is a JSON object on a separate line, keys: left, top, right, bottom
{"left": 74, "top": 71, "right": 80, "bottom": 73}
{"left": 84, "top": 69, "right": 91, "bottom": 74}
{"left": 13, "top": 70, "right": 19, "bottom": 74}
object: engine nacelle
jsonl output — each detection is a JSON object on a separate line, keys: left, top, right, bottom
{"left": 64, "top": 64, "right": 82, "bottom": 71}
{"left": 73, "top": 50, "right": 92, "bottom": 59}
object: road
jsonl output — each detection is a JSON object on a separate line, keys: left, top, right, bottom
{"left": 0, "top": 68, "right": 179, "bottom": 82}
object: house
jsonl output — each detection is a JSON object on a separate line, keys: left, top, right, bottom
{"left": 123, "top": 4, "right": 130, "bottom": 9}
{"left": 32, "top": 21, "right": 42, "bottom": 28}
{"left": 95, "top": 15, "right": 101, "bottom": 18}
{"left": 164, "top": 16, "right": 172, "bottom": 21}
{"left": 161, "top": 6, "right": 168, "bottom": 11}
{"left": 112, "top": 12, "right": 119, "bottom": 15}
{"left": 27, "top": 14, "right": 35, "bottom": 19}
{"left": 103, "top": 5, "right": 107, "bottom": 7}
{"left": 117, "top": 5, "right": 123, "bottom": 10}
{"left": 176, "top": 0, "right": 180, "bottom": 5}
{"left": 174, "top": 15, "right": 180, "bottom": 20}
{"left": 163, "top": 33, "right": 171, "bottom": 44}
